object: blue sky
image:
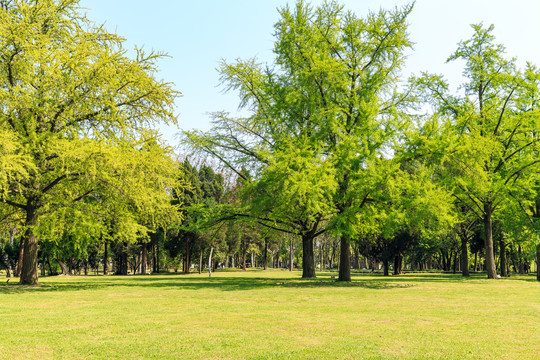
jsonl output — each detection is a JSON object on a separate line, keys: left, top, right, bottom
{"left": 80, "top": 0, "right": 540, "bottom": 146}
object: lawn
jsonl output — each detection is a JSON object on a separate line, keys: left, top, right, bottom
{"left": 0, "top": 270, "right": 538, "bottom": 359}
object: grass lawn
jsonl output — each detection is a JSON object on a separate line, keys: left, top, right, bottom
{"left": 0, "top": 270, "right": 539, "bottom": 359}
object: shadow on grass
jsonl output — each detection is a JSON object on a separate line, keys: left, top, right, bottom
{"left": 0, "top": 270, "right": 532, "bottom": 294}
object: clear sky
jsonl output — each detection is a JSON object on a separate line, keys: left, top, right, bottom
{"left": 79, "top": 0, "right": 540, "bottom": 147}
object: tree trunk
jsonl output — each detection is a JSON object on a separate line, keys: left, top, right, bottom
{"left": 452, "top": 250, "right": 457, "bottom": 274}
{"left": 199, "top": 249, "right": 203, "bottom": 274}
{"left": 19, "top": 205, "right": 39, "bottom": 285}
{"left": 184, "top": 237, "right": 191, "bottom": 274}
{"left": 208, "top": 247, "right": 214, "bottom": 277}
{"left": 461, "top": 235, "right": 469, "bottom": 277}
{"left": 338, "top": 235, "right": 351, "bottom": 281}
{"left": 518, "top": 245, "right": 524, "bottom": 274}
{"left": 289, "top": 237, "right": 293, "bottom": 272}
{"left": 242, "top": 240, "right": 247, "bottom": 271}
{"left": 301, "top": 233, "right": 316, "bottom": 278}
{"left": 115, "top": 243, "right": 128, "bottom": 275}
{"left": 383, "top": 259, "right": 389, "bottom": 276}
{"left": 355, "top": 245, "right": 361, "bottom": 270}
{"left": 474, "top": 252, "right": 478, "bottom": 272}
{"left": 393, "top": 254, "right": 400, "bottom": 275}
{"left": 14, "top": 238, "right": 24, "bottom": 278}
{"left": 140, "top": 244, "right": 147, "bottom": 275}
{"left": 500, "top": 238, "right": 507, "bottom": 277}
{"left": 263, "top": 240, "right": 268, "bottom": 270}
{"left": 103, "top": 241, "right": 109, "bottom": 275}
{"left": 483, "top": 202, "right": 497, "bottom": 279}
{"left": 56, "top": 259, "right": 69, "bottom": 275}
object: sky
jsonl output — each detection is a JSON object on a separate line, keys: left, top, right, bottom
{"left": 79, "top": 0, "right": 540, "bottom": 147}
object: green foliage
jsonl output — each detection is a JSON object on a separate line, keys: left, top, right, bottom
{"left": 0, "top": 0, "right": 183, "bottom": 283}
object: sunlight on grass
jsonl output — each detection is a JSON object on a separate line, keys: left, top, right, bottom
{"left": 1, "top": 270, "right": 539, "bottom": 359}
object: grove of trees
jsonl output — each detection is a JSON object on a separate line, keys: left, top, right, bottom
{"left": 0, "top": 0, "right": 539, "bottom": 283}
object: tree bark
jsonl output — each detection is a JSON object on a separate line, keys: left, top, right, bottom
{"left": 184, "top": 237, "right": 191, "bottom": 274}
{"left": 103, "top": 240, "right": 109, "bottom": 275}
{"left": 500, "top": 238, "right": 507, "bottom": 277}
{"left": 289, "top": 237, "right": 293, "bottom": 272}
{"left": 383, "top": 259, "right": 389, "bottom": 276}
{"left": 208, "top": 247, "right": 214, "bottom": 277}
{"left": 393, "top": 254, "right": 400, "bottom": 275}
{"left": 115, "top": 243, "right": 128, "bottom": 275}
{"left": 461, "top": 235, "right": 469, "bottom": 277}
{"left": 338, "top": 235, "right": 351, "bottom": 281}
{"left": 301, "top": 233, "right": 316, "bottom": 278}
{"left": 152, "top": 243, "right": 158, "bottom": 273}
{"left": 263, "top": 240, "right": 268, "bottom": 270}
{"left": 483, "top": 202, "right": 497, "bottom": 279}
{"left": 15, "top": 238, "right": 24, "bottom": 278}
{"left": 19, "top": 205, "right": 39, "bottom": 285}
{"left": 242, "top": 240, "right": 247, "bottom": 271}
{"left": 518, "top": 244, "right": 524, "bottom": 274}
{"left": 199, "top": 249, "right": 203, "bottom": 274}
{"left": 56, "top": 259, "right": 69, "bottom": 275}
{"left": 140, "top": 244, "right": 147, "bottom": 275}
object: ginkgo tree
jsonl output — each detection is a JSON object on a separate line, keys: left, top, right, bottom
{"left": 0, "top": 0, "right": 182, "bottom": 284}
{"left": 184, "top": 0, "right": 413, "bottom": 279}
{"left": 412, "top": 24, "right": 540, "bottom": 279}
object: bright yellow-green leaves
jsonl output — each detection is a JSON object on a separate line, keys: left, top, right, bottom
{"left": 0, "top": 1, "right": 182, "bottom": 252}
{"left": 184, "top": 1, "right": 415, "bottom": 245}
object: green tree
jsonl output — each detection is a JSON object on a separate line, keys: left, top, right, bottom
{"left": 412, "top": 24, "right": 540, "bottom": 279}
{"left": 184, "top": 1, "right": 413, "bottom": 279}
{"left": 0, "top": 0, "right": 181, "bottom": 284}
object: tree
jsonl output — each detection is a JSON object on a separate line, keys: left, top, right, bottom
{"left": 0, "top": 0, "right": 181, "bottom": 284}
{"left": 184, "top": 1, "right": 413, "bottom": 279}
{"left": 412, "top": 24, "right": 540, "bottom": 279}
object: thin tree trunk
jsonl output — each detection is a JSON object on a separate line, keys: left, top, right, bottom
{"left": 483, "top": 202, "right": 497, "bottom": 279}
{"left": 15, "top": 238, "right": 24, "bottom": 278}
{"left": 242, "top": 240, "right": 247, "bottom": 271}
{"left": 184, "top": 237, "right": 191, "bottom": 274}
{"left": 289, "top": 237, "right": 293, "bottom": 272}
{"left": 499, "top": 238, "right": 508, "bottom": 277}
{"left": 208, "top": 247, "right": 214, "bottom": 277}
{"left": 103, "top": 241, "right": 109, "bottom": 275}
{"left": 199, "top": 249, "right": 203, "bottom": 274}
{"left": 452, "top": 250, "right": 457, "bottom": 274}
{"left": 474, "top": 252, "right": 478, "bottom": 272}
{"left": 152, "top": 243, "right": 158, "bottom": 273}
{"left": 140, "top": 244, "right": 147, "bottom": 275}
{"left": 264, "top": 240, "right": 268, "bottom": 270}
{"left": 461, "top": 235, "right": 469, "bottom": 277}
{"left": 518, "top": 244, "right": 524, "bottom": 274}
{"left": 338, "top": 235, "right": 351, "bottom": 281}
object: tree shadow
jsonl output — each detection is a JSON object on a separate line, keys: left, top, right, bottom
{"left": 0, "top": 270, "right": 531, "bottom": 294}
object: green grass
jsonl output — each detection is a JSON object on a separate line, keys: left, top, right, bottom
{"left": 0, "top": 270, "right": 539, "bottom": 359}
